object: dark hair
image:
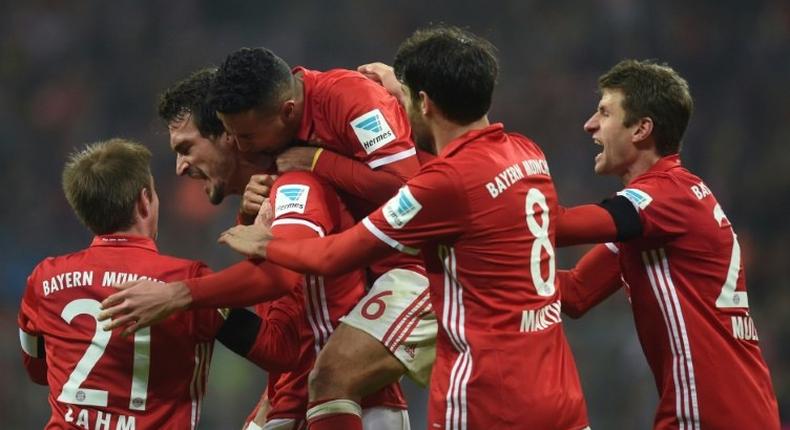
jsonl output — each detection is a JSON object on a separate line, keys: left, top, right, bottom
{"left": 394, "top": 25, "right": 498, "bottom": 125}
{"left": 62, "top": 139, "right": 152, "bottom": 235}
{"left": 157, "top": 67, "right": 225, "bottom": 138}
{"left": 599, "top": 59, "right": 694, "bottom": 155}
{"left": 209, "top": 47, "right": 293, "bottom": 114}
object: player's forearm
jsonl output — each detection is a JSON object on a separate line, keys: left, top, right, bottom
{"left": 556, "top": 198, "right": 643, "bottom": 247}
{"left": 267, "top": 223, "right": 390, "bottom": 276}
{"left": 560, "top": 244, "right": 622, "bottom": 318}
{"left": 186, "top": 260, "right": 301, "bottom": 308}
{"left": 216, "top": 308, "right": 299, "bottom": 372}
{"left": 312, "top": 150, "right": 405, "bottom": 205}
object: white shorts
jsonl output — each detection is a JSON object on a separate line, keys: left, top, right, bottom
{"left": 340, "top": 268, "right": 437, "bottom": 386}
{"left": 250, "top": 407, "right": 409, "bottom": 430}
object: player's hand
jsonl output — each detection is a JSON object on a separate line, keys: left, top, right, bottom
{"left": 276, "top": 146, "right": 319, "bottom": 173}
{"left": 218, "top": 223, "right": 274, "bottom": 259}
{"left": 240, "top": 174, "right": 277, "bottom": 224}
{"left": 357, "top": 62, "right": 405, "bottom": 106}
{"left": 255, "top": 199, "right": 274, "bottom": 227}
{"left": 98, "top": 280, "right": 192, "bottom": 336}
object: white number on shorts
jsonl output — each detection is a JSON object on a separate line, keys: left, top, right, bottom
{"left": 713, "top": 204, "right": 748, "bottom": 308}
{"left": 57, "top": 298, "right": 151, "bottom": 410}
{"left": 526, "top": 188, "right": 556, "bottom": 296}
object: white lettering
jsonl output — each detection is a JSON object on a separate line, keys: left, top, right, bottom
{"left": 522, "top": 159, "right": 550, "bottom": 176}
{"left": 65, "top": 406, "right": 74, "bottom": 422}
{"left": 486, "top": 182, "right": 499, "bottom": 198}
{"left": 43, "top": 280, "right": 50, "bottom": 296}
{"left": 76, "top": 409, "right": 90, "bottom": 429}
{"left": 96, "top": 411, "right": 112, "bottom": 430}
{"left": 731, "top": 315, "right": 759, "bottom": 341}
{"left": 486, "top": 162, "right": 527, "bottom": 199}
{"left": 691, "top": 181, "right": 711, "bottom": 200}
{"left": 116, "top": 415, "right": 136, "bottom": 430}
{"left": 520, "top": 300, "right": 562, "bottom": 333}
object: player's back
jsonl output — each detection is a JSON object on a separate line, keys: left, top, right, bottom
{"left": 614, "top": 155, "right": 779, "bottom": 429}
{"left": 20, "top": 235, "right": 218, "bottom": 430}
{"left": 409, "top": 124, "right": 587, "bottom": 428}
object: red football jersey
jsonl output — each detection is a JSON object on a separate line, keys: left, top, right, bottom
{"left": 293, "top": 67, "right": 424, "bottom": 277}
{"left": 607, "top": 155, "right": 779, "bottom": 429}
{"left": 264, "top": 171, "right": 406, "bottom": 420}
{"left": 17, "top": 235, "right": 223, "bottom": 430}
{"left": 363, "top": 124, "right": 589, "bottom": 429}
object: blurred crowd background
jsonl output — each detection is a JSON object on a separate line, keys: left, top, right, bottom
{"left": 1, "top": 1, "right": 788, "bottom": 428}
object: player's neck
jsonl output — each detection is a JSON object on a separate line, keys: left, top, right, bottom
{"left": 112, "top": 223, "right": 155, "bottom": 240}
{"left": 621, "top": 151, "right": 662, "bottom": 184}
{"left": 432, "top": 115, "right": 490, "bottom": 154}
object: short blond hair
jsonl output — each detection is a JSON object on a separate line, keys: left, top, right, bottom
{"left": 62, "top": 138, "right": 152, "bottom": 234}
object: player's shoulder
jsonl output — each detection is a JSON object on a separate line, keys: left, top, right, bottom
{"left": 272, "top": 171, "right": 340, "bottom": 222}
{"left": 312, "top": 68, "right": 372, "bottom": 94}
{"left": 622, "top": 166, "right": 705, "bottom": 212}
{"left": 28, "top": 248, "right": 90, "bottom": 281}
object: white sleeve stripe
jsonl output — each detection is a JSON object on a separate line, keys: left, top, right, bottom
{"left": 367, "top": 147, "right": 417, "bottom": 169}
{"left": 271, "top": 218, "right": 325, "bottom": 237}
{"left": 19, "top": 328, "right": 40, "bottom": 358}
{"left": 605, "top": 242, "right": 620, "bottom": 254}
{"left": 362, "top": 217, "right": 420, "bottom": 255}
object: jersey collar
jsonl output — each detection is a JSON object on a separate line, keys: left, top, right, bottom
{"left": 646, "top": 153, "right": 682, "bottom": 174}
{"left": 90, "top": 235, "right": 158, "bottom": 252}
{"left": 293, "top": 66, "right": 316, "bottom": 142}
{"left": 440, "top": 123, "right": 505, "bottom": 158}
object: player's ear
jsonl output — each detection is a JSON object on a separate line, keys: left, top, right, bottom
{"left": 632, "top": 117, "right": 654, "bottom": 144}
{"left": 419, "top": 91, "right": 431, "bottom": 116}
{"left": 281, "top": 99, "right": 296, "bottom": 122}
{"left": 137, "top": 186, "right": 153, "bottom": 220}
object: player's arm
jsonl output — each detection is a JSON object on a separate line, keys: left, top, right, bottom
{"left": 214, "top": 302, "right": 300, "bottom": 372}
{"left": 560, "top": 243, "right": 623, "bottom": 318}
{"left": 221, "top": 164, "right": 466, "bottom": 275}
{"left": 556, "top": 195, "right": 643, "bottom": 247}
{"left": 18, "top": 275, "right": 47, "bottom": 385}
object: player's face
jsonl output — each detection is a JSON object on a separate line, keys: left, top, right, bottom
{"left": 218, "top": 108, "right": 292, "bottom": 154}
{"left": 402, "top": 85, "right": 435, "bottom": 154}
{"left": 169, "top": 117, "right": 236, "bottom": 205}
{"left": 584, "top": 89, "right": 640, "bottom": 177}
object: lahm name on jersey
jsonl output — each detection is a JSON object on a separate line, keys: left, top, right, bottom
{"left": 64, "top": 405, "right": 136, "bottom": 430}
{"left": 42, "top": 270, "right": 163, "bottom": 297}
{"left": 732, "top": 314, "right": 759, "bottom": 341}
{"left": 486, "top": 159, "right": 550, "bottom": 198}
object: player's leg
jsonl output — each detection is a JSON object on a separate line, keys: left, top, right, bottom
{"left": 306, "top": 269, "right": 436, "bottom": 430}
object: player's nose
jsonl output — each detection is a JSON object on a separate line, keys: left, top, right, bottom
{"left": 175, "top": 155, "right": 189, "bottom": 176}
{"left": 583, "top": 115, "right": 598, "bottom": 134}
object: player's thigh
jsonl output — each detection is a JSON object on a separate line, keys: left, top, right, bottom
{"left": 362, "top": 406, "right": 410, "bottom": 430}
{"left": 312, "top": 322, "right": 406, "bottom": 396}
{"left": 340, "top": 268, "right": 437, "bottom": 386}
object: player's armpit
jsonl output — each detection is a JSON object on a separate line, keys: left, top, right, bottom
{"left": 312, "top": 149, "right": 405, "bottom": 205}
{"left": 559, "top": 244, "right": 622, "bottom": 318}
{"left": 556, "top": 204, "right": 619, "bottom": 247}
{"left": 186, "top": 260, "right": 302, "bottom": 308}
{"left": 267, "top": 222, "right": 393, "bottom": 276}
{"left": 215, "top": 308, "right": 299, "bottom": 372}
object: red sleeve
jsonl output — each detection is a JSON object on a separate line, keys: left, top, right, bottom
{"left": 244, "top": 294, "right": 302, "bottom": 372}
{"left": 187, "top": 172, "right": 335, "bottom": 309}
{"left": 312, "top": 149, "right": 404, "bottom": 206}
{"left": 555, "top": 204, "right": 619, "bottom": 247}
{"left": 270, "top": 171, "right": 338, "bottom": 235}
{"left": 267, "top": 222, "right": 394, "bottom": 276}
{"left": 559, "top": 244, "right": 623, "bottom": 318}
{"left": 326, "top": 76, "right": 420, "bottom": 180}
{"left": 18, "top": 272, "right": 47, "bottom": 385}
{"left": 265, "top": 163, "right": 466, "bottom": 275}
{"left": 617, "top": 177, "right": 687, "bottom": 240}
{"left": 361, "top": 162, "right": 467, "bottom": 251}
